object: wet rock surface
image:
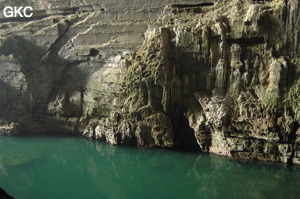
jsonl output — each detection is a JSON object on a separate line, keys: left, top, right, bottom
{"left": 0, "top": 0, "right": 299, "bottom": 164}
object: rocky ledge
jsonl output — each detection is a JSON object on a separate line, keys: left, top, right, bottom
{"left": 0, "top": 0, "right": 299, "bottom": 164}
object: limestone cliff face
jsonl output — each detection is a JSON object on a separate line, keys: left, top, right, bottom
{"left": 0, "top": 0, "right": 299, "bottom": 164}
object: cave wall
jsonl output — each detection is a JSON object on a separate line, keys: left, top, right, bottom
{"left": 0, "top": 0, "right": 299, "bottom": 164}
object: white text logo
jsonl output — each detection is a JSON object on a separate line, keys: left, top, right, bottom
{"left": 3, "top": 6, "right": 33, "bottom": 18}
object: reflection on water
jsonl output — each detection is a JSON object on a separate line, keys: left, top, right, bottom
{"left": 0, "top": 136, "right": 300, "bottom": 199}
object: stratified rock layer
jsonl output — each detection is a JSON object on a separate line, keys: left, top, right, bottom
{"left": 0, "top": 0, "right": 299, "bottom": 164}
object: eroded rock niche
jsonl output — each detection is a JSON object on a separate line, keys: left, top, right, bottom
{"left": 0, "top": 0, "right": 299, "bottom": 164}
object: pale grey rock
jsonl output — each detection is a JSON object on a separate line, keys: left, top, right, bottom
{"left": 0, "top": 122, "right": 19, "bottom": 136}
{"left": 215, "top": 58, "right": 226, "bottom": 89}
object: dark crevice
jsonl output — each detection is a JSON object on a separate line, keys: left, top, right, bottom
{"left": 228, "top": 37, "right": 265, "bottom": 45}
{"left": 171, "top": 112, "right": 201, "bottom": 151}
{"left": 171, "top": 3, "right": 214, "bottom": 8}
{"left": 89, "top": 48, "right": 100, "bottom": 57}
{"left": 251, "top": 0, "right": 272, "bottom": 4}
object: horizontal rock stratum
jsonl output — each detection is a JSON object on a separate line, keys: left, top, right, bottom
{"left": 0, "top": 0, "right": 299, "bottom": 164}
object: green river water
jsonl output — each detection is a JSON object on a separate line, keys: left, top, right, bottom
{"left": 0, "top": 135, "right": 299, "bottom": 199}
